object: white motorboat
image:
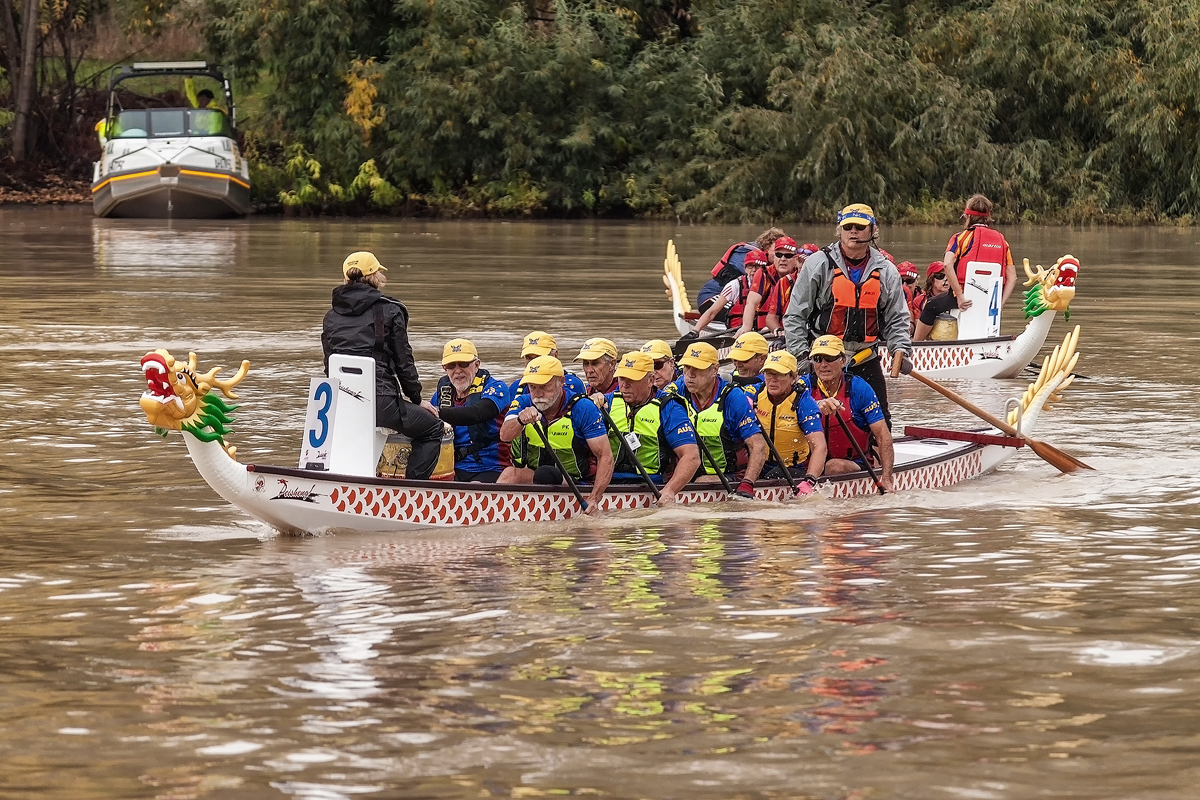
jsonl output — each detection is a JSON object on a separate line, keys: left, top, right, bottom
{"left": 91, "top": 62, "right": 250, "bottom": 218}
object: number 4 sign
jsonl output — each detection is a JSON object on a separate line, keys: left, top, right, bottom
{"left": 299, "top": 377, "right": 340, "bottom": 469}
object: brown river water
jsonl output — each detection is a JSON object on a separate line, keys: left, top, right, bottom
{"left": 2, "top": 206, "right": 1199, "bottom": 799}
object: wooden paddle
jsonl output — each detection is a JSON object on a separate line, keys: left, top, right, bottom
{"left": 906, "top": 370, "right": 1093, "bottom": 473}
{"left": 530, "top": 419, "right": 590, "bottom": 512}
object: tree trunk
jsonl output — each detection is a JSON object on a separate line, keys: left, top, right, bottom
{"left": 11, "top": 0, "right": 38, "bottom": 162}
{"left": 1, "top": 0, "right": 22, "bottom": 89}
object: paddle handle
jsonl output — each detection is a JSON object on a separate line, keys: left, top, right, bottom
{"left": 908, "top": 371, "right": 1017, "bottom": 436}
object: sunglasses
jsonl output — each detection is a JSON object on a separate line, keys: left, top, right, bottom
{"left": 932, "top": 272, "right": 947, "bottom": 280}
{"left": 444, "top": 361, "right": 475, "bottom": 370}
{"left": 902, "top": 275, "right": 916, "bottom": 283}
{"left": 776, "top": 251, "right": 798, "bottom": 259}
{"left": 811, "top": 354, "right": 843, "bottom": 363}
{"left": 841, "top": 224, "right": 868, "bottom": 232}
{"left": 653, "top": 359, "right": 671, "bottom": 370}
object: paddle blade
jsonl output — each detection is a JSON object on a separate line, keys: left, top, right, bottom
{"left": 1025, "top": 436, "right": 1093, "bottom": 474}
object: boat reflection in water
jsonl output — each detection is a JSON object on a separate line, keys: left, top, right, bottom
{"left": 92, "top": 220, "right": 246, "bottom": 278}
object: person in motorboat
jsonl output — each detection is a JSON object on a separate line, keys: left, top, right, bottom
{"left": 498, "top": 356, "right": 614, "bottom": 514}
{"left": 602, "top": 352, "right": 701, "bottom": 507}
{"left": 941, "top": 193, "right": 1017, "bottom": 312}
{"left": 575, "top": 337, "right": 619, "bottom": 396}
{"left": 418, "top": 338, "right": 511, "bottom": 483}
{"left": 913, "top": 262, "right": 962, "bottom": 341}
{"left": 762, "top": 242, "right": 819, "bottom": 336}
{"left": 737, "top": 236, "right": 800, "bottom": 337}
{"left": 509, "top": 331, "right": 587, "bottom": 398}
{"left": 670, "top": 342, "right": 767, "bottom": 498}
{"left": 640, "top": 339, "right": 678, "bottom": 391}
{"left": 727, "top": 331, "right": 769, "bottom": 398}
{"left": 686, "top": 248, "right": 769, "bottom": 338}
{"left": 321, "top": 251, "right": 443, "bottom": 480}
{"left": 800, "top": 335, "right": 894, "bottom": 492}
{"left": 754, "top": 350, "right": 827, "bottom": 494}
{"left": 782, "top": 203, "right": 912, "bottom": 425}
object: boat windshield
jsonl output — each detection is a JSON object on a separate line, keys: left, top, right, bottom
{"left": 112, "top": 108, "right": 233, "bottom": 139}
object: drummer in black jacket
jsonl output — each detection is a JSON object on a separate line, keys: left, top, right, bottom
{"left": 321, "top": 251, "right": 443, "bottom": 480}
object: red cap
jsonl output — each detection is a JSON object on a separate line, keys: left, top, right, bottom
{"left": 878, "top": 249, "right": 895, "bottom": 264}
{"left": 800, "top": 243, "right": 819, "bottom": 256}
{"left": 897, "top": 261, "right": 918, "bottom": 279}
{"left": 743, "top": 249, "right": 770, "bottom": 268}
{"left": 963, "top": 207, "right": 990, "bottom": 218}
{"left": 927, "top": 260, "right": 947, "bottom": 279}
{"left": 773, "top": 236, "right": 798, "bottom": 255}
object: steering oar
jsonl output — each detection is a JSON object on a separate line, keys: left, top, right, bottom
{"left": 906, "top": 369, "right": 1093, "bottom": 474}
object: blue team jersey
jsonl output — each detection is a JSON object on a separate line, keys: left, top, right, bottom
{"left": 800, "top": 372, "right": 884, "bottom": 430}
{"left": 731, "top": 374, "right": 765, "bottom": 401}
{"left": 671, "top": 375, "right": 763, "bottom": 445}
{"left": 604, "top": 389, "right": 697, "bottom": 481}
{"left": 450, "top": 373, "right": 510, "bottom": 473}
{"left": 509, "top": 372, "right": 586, "bottom": 400}
{"left": 505, "top": 385, "right": 607, "bottom": 443}
{"left": 795, "top": 390, "right": 824, "bottom": 434}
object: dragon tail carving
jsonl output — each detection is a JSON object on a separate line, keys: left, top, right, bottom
{"left": 1007, "top": 324, "right": 1081, "bottom": 426}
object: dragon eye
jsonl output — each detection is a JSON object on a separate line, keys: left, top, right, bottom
{"left": 176, "top": 372, "right": 185, "bottom": 381}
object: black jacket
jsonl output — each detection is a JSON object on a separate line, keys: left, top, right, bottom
{"left": 322, "top": 282, "right": 423, "bottom": 404}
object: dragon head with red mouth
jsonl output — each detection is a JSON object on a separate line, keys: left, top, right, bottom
{"left": 140, "top": 350, "right": 250, "bottom": 458}
{"left": 1023, "top": 255, "right": 1080, "bottom": 320}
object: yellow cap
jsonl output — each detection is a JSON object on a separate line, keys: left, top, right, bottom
{"left": 728, "top": 332, "right": 769, "bottom": 361}
{"left": 763, "top": 350, "right": 798, "bottom": 374}
{"left": 441, "top": 338, "right": 478, "bottom": 365}
{"left": 640, "top": 339, "right": 674, "bottom": 360}
{"left": 677, "top": 342, "right": 719, "bottom": 369}
{"left": 615, "top": 351, "right": 654, "bottom": 380}
{"left": 342, "top": 251, "right": 387, "bottom": 278}
{"left": 521, "top": 331, "right": 557, "bottom": 357}
{"left": 575, "top": 337, "right": 618, "bottom": 361}
{"left": 809, "top": 335, "right": 846, "bottom": 358}
{"left": 519, "top": 355, "right": 565, "bottom": 385}
{"left": 837, "top": 203, "right": 876, "bottom": 228}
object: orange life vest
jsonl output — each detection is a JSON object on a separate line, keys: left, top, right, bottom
{"left": 828, "top": 263, "right": 882, "bottom": 342}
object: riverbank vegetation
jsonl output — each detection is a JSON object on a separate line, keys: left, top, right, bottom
{"left": 6, "top": 0, "right": 1200, "bottom": 223}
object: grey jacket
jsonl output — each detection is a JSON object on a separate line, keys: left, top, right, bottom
{"left": 783, "top": 244, "right": 912, "bottom": 360}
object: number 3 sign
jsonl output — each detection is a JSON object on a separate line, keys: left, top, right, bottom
{"left": 299, "top": 377, "right": 340, "bottom": 469}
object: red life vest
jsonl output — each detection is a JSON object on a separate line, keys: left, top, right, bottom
{"left": 711, "top": 242, "right": 753, "bottom": 279}
{"left": 750, "top": 266, "right": 779, "bottom": 329}
{"left": 828, "top": 262, "right": 882, "bottom": 342}
{"left": 953, "top": 225, "right": 1007, "bottom": 286}
{"left": 725, "top": 273, "right": 754, "bottom": 329}
{"left": 809, "top": 377, "right": 871, "bottom": 462}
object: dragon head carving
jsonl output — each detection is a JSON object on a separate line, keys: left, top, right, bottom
{"left": 140, "top": 350, "right": 250, "bottom": 458}
{"left": 1023, "top": 255, "right": 1079, "bottom": 320}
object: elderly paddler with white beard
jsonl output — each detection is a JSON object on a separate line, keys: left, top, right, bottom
{"left": 420, "top": 338, "right": 512, "bottom": 483}
{"left": 498, "top": 355, "right": 614, "bottom": 515}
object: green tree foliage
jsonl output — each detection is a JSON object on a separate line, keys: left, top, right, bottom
{"left": 204, "top": 0, "right": 1200, "bottom": 221}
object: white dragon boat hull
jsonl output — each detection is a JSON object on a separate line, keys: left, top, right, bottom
{"left": 181, "top": 429, "right": 1009, "bottom": 533}
{"left": 139, "top": 331, "right": 1082, "bottom": 535}
{"left": 662, "top": 240, "right": 1079, "bottom": 380}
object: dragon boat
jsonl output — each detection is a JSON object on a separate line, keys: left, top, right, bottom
{"left": 137, "top": 329, "right": 1082, "bottom": 534}
{"left": 662, "top": 241, "right": 1079, "bottom": 380}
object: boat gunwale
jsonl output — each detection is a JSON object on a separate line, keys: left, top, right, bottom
{"left": 244, "top": 435, "right": 980, "bottom": 495}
